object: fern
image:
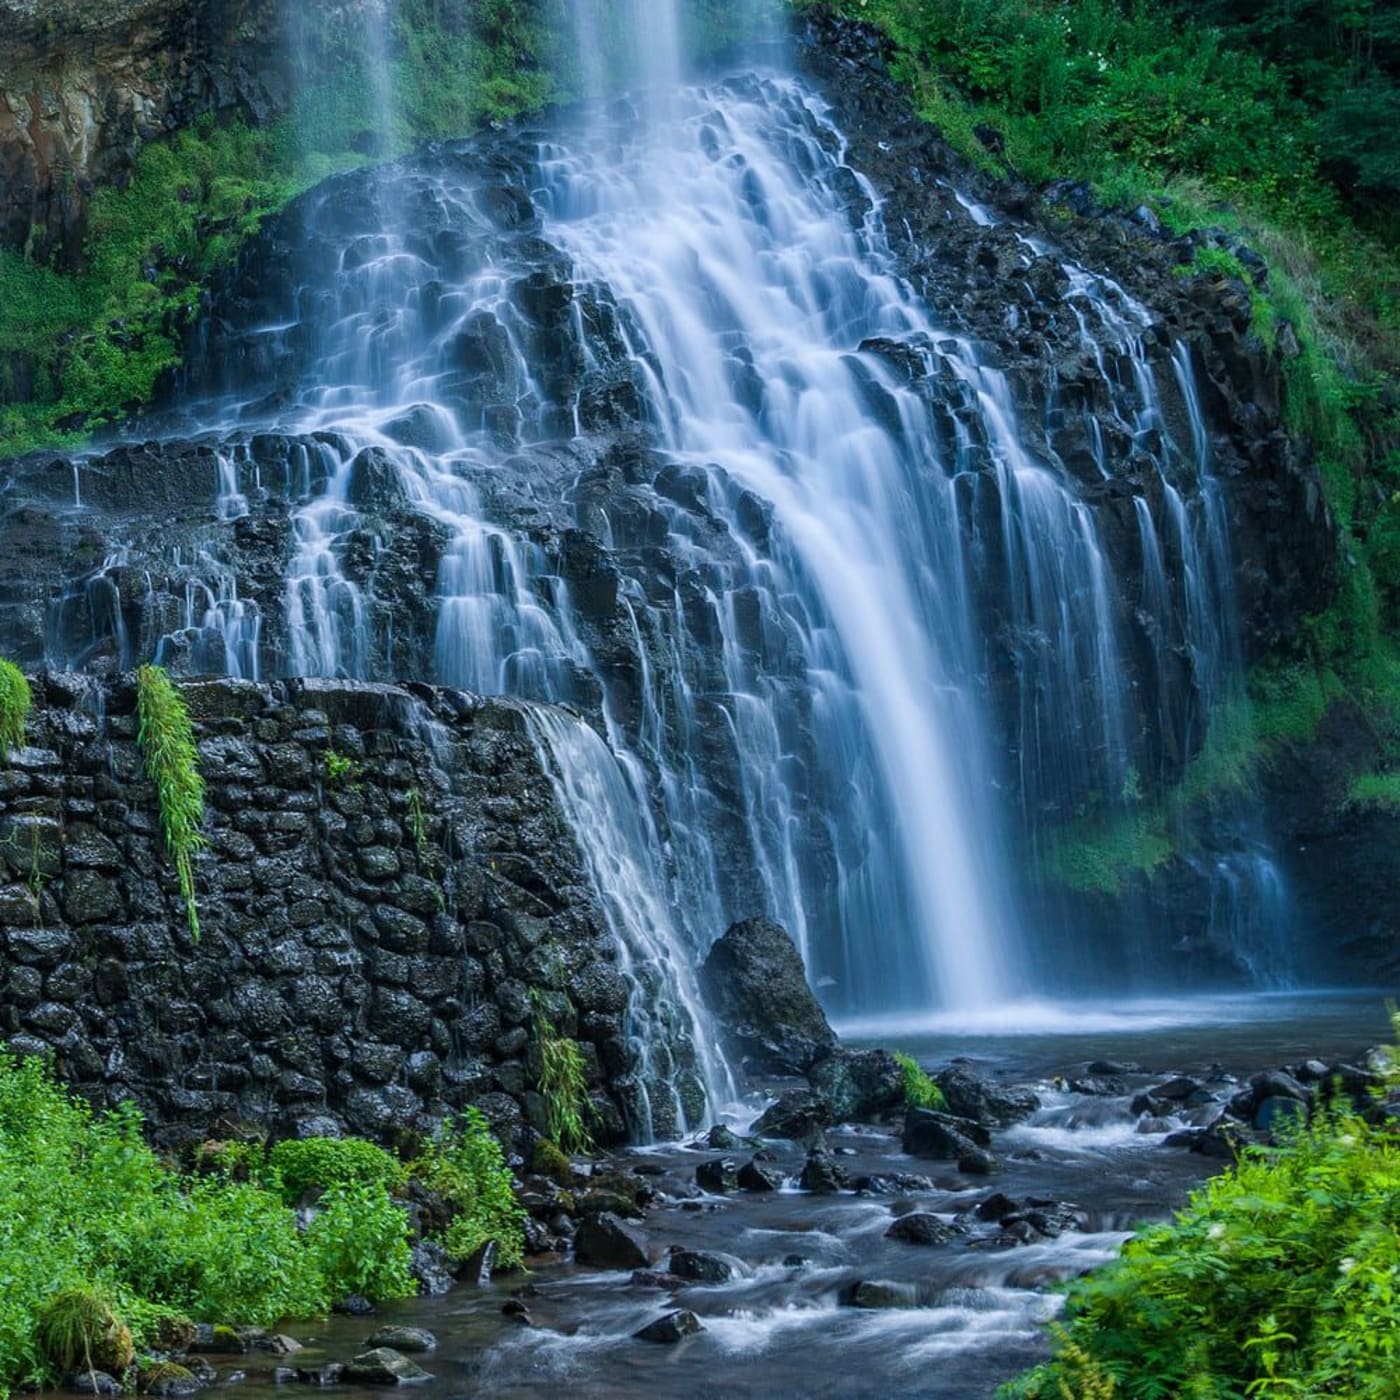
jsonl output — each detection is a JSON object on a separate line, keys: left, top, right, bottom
{"left": 536, "top": 1016, "right": 594, "bottom": 1154}
{"left": 135, "top": 665, "right": 205, "bottom": 942}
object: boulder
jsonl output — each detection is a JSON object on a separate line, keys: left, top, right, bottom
{"left": 752, "top": 1089, "right": 830, "bottom": 1140}
{"left": 574, "top": 1212, "right": 650, "bottom": 1270}
{"left": 635, "top": 1310, "right": 704, "bottom": 1344}
{"left": 343, "top": 1348, "right": 434, "bottom": 1384}
{"left": 695, "top": 1157, "right": 739, "bottom": 1194}
{"left": 935, "top": 1067, "right": 1039, "bottom": 1126}
{"left": 668, "top": 1249, "right": 737, "bottom": 1284}
{"left": 365, "top": 1327, "right": 437, "bottom": 1353}
{"left": 902, "top": 1106, "right": 991, "bottom": 1159}
{"left": 699, "top": 918, "right": 837, "bottom": 1075}
{"left": 737, "top": 1158, "right": 785, "bottom": 1192}
{"left": 885, "top": 1212, "right": 956, "bottom": 1246}
{"left": 838, "top": 1280, "right": 912, "bottom": 1309}
{"left": 799, "top": 1149, "right": 848, "bottom": 1194}
{"left": 808, "top": 1048, "right": 906, "bottom": 1122}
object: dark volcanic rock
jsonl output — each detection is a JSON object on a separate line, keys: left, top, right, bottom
{"left": 902, "top": 1107, "right": 992, "bottom": 1160}
{"left": 809, "top": 1047, "right": 907, "bottom": 1122}
{"left": 699, "top": 918, "right": 837, "bottom": 1075}
{"left": 574, "top": 1212, "right": 651, "bottom": 1270}
{"left": 935, "top": 1068, "right": 1040, "bottom": 1126}
{"left": 635, "top": 1310, "right": 704, "bottom": 1344}
{"left": 885, "top": 1212, "right": 957, "bottom": 1246}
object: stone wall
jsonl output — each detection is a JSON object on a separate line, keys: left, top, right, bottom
{"left": 0, "top": 673, "right": 651, "bottom": 1148}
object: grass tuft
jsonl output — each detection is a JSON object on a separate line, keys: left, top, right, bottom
{"left": 135, "top": 666, "right": 205, "bottom": 943}
{"left": 0, "top": 661, "right": 31, "bottom": 758}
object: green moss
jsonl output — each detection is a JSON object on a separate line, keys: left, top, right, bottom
{"left": 135, "top": 666, "right": 205, "bottom": 943}
{"left": 1036, "top": 810, "right": 1175, "bottom": 896}
{"left": 893, "top": 1052, "right": 946, "bottom": 1110}
{"left": 531, "top": 1137, "right": 574, "bottom": 1184}
{"left": 1347, "top": 771, "right": 1400, "bottom": 810}
{"left": 0, "top": 661, "right": 31, "bottom": 757}
{"left": 35, "top": 1289, "right": 133, "bottom": 1377}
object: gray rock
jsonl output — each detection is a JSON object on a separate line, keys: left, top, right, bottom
{"left": 799, "top": 1149, "right": 847, "bottom": 1194}
{"left": 737, "top": 1158, "right": 784, "bottom": 1191}
{"left": 365, "top": 1327, "right": 437, "bottom": 1353}
{"left": 838, "top": 1280, "right": 912, "bottom": 1309}
{"left": 902, "top": 1107, "right": 991, "bottom": 1159}
{"left": 343, "top": 1348, "right": 433, "bottom": 1384}
{"left": 699, "top": 918, "right": 837, "bottom": 1075}
{"left": 574, "top": 1212, "right": 650, "bottom": 1270}
{"left": 808, "top": 1048, "right": 906, "bottom": 1122}
{"left": 695, "top": 1157, "right": 739, "bottom": 1194}
{"left": 634, "top": 1310, "right": 704, "bottom": 1344}
{"left": 885, "top": 1212, "right": 956, "bottom": 1245}
{"left": 935, "top": 1067, "right": 1040, "bottom": 1126}
{"left": 668, "top": 1249, "right": 736, "bottom": 1283}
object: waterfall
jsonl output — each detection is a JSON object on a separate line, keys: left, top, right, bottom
{"left": 89, "top": 6, "right": 1301, "bottom": 1129}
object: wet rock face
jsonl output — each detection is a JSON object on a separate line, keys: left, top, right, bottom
{"left": 699, "top": 918, "right": 837, "bottom": 1076}
{"left": 0, "top": 0, "right": 297, "bottom": 265}
{"left": 0, "top": 673, "right": 635, "bottom": 1149}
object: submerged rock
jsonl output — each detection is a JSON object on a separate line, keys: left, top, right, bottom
{"left": 634, "top": 1310, "right": 704, "bottom": 1344}
{"left": 699, "top": 918, "right": 837, "bottom": 1075}
{"left": 343, "top": 1348, "right": 434, "bottom": 1384}
{"left": 668, "top": 1248, "right": 738, "bottom": 1284}
{"left": 365, "top": 1328, "right": 437, "bottom": 1354}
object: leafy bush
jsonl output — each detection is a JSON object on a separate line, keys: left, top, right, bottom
{"left": 894, "top": 1052, "right": 946, "bottom": 1110}
{"left": 135, "top": 666, "right": 205, "bottom": 942}
{"left": 411, "top": 1108, "right": 526, "bottom": 1270}
{"left": 1003, "top": 1076, "right": 1400, "bottom": 1397}
{"left": 0, "top": 1051, "right": 416, "bottom": 1397}
{"left": 0, "top": 661, "right": 29, "bottom": 757}
{"left": 268, "top": 1137, "right": 406, "bottom": 1205}
{"left": 303, "top": 1182, "right": 415, "bottom": 1301}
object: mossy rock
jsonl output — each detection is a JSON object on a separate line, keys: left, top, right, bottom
{"left": 36, "top": 1288, "right": 135, "bottom": 1374}
{"left": 531, "top": 1138, "right": 573, "bottom": 1185}
{"left": 139, "top": 1361, "right": 200, "bottom": 1396}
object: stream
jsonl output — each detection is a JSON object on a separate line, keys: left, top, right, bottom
{"left": 219, "top": 991, "right": 1391, "bottom": 1398}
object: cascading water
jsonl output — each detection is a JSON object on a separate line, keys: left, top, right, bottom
{"left": 39, "top": 0, "right": 1300, "bottom": 1128}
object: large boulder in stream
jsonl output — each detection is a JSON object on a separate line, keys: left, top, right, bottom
{"left": 700, "top": 918, "right": 838, "bottom": 1076}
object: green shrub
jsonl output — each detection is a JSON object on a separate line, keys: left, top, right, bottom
{"left": 1003, "top": 1068, "right": 1400, "bottom": 1397}
{"left": 268, "top": 1137, "right": 406, "bottom": 1205}
{"left": 0, "top": 1049, "right": 420, "bottom": 1397}
{"left": 0, "top": 661, "right": 30, "bottom": 758}
{"left": 135, "top": 666, "right": 205, "bottom": 942}
{"left": 411, "top": 1108, "right": 526, "bottom": 1270}
{"left": 893, "top": 1052, "right": 946, "bottom": 1110}
{"left": 303, "top": 1182, "right": 415, "bottom": 1302}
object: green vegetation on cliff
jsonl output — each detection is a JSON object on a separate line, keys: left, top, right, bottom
{"left": 0, "top": 661, "right": 30, "bottom": 757}
{"left": 1003, "top": 1050, "right": 1400, "bottom": 1398}
{"left": 135, "top": 666, "right": 206, "bottom": 943}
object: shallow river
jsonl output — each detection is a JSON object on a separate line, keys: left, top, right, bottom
{"left": 228, "top": 991, "right": 1391, "bottom": 1399}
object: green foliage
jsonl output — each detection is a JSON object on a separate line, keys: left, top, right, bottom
{"left": 532, "top": 1137, "right": 575, "bottom": 1184}
{"left": 535, "top": 1017, "right": 594, "bottom": 1154}
{"left": 411, "top": 1107, "right": 526, "bottom": 1270}
{"left": 303, "top": 1182, "right": 415, "bottom": 1302}
{"left": 0, "top": 661, "right": 30, "bottom": 757}
{"left": 267, "top": 1137, "right": 406, "bottom": 1205}
{"left": 1003, "top": 1077, "right": 1400, "bottom": 1398}
{"left": 1036, "top": 810, "right": 1175, "bottom": 896}
{"left": 135, "top": 666, "right": 205, "bottom": 942}
{"left": 1347, "top": 770, "right": 1400, "bottom": 810}
{"left": 0, "top": 1050, "right": 419, "bottom": 1397}
{"left": 322, "top": 748, "right": 362, "bottom": 787}
{"left": 893, "top": 1052, "right": 946, "bottom": 1110}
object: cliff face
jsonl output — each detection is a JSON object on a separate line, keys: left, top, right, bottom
{"left": 0, "top": 0, "right": 290, "bottom": 263}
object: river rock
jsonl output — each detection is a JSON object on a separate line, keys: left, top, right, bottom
{"left": 807, "top": 1047, "right": 906, "bottom": 1122}
{"left": 365, "top": 1327, "right": 437, "bottom": 1353}
{"left": 901, "top": 1106, "right": 991, "bottom": 1159}
{"left": 799, "top": 1149, "right": 848, "bottom": 1194}
{"left": 695, "top": 1157, "right": 739, "bottom": 1194}
{"left": 935, "top": 1067, "right": 1040, "bottom": 1126}
{"left": 668, "top": 1249, "right": 738, "bottom": 1283}
{"left": 737, "top": 1157, "right": 785, "bottom": 1191}
{"left": 574, "top": 1211, "right": 651, "bottom": 1270}
{"left": 838, "top": 1280, "right": 912, "bottom": 1309}
{"left": 885, "top": 1212, "right": 956, "bottom": 1245}
{"left": 343, "top": 1348, "right": 433, "bottom": 1384}
{"left": 698, "top": 918, "right": 837, "bottom": 1075}
{"left": 752, "top": 1089, "right": 830, "bottom": 1140}
{"left": 66, "top": 1373, "right": 122, "bottom": 1397}
{"left": 635, "top": 1310, "right": 704, "bottom": 1344}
